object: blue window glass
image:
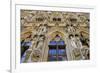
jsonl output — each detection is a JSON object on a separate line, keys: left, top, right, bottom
{"left": 24, "top": 42, "right": 32, "bottom": 46}
{"left": 48, "top": 40, "right": 67, "bottom": 61}
{"left": 48, "top": 56, "right": 57, "bottom": 61}
{"left": 57, "top": 41, "right": 65, "bottom": 45}
{"left": 58, "top": 56, "right": 66, "bottom": 61}
{"left": 49, "top": 49, "right": 57, "bottom": 55}
{"left": 58, "top": 56, "right": 63, "bottom": 61}
{"left": 58, "top": 49, "right": 65, "bottom": 55}
{"left": 49, "top": 41, "right": 57, "bottom": 45}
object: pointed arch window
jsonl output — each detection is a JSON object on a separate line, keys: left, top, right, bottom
{"left": 48, "top": 35, "right": 67, "bottom": 61}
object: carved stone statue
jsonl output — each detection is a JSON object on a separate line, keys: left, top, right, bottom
{"left": 67, "top": 25, "right": 76, "bottom": 33}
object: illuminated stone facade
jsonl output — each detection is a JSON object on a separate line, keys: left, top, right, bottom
{"left": 20, "top": 10, "right": 90, "bottom": 63}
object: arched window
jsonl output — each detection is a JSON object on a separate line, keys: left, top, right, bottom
{"left": 48, "top": 35, "right": 67, "bottom": 61}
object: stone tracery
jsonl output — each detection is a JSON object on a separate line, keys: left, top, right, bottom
{"left": 20, "top": 10, "right": 90, "bottom": 63}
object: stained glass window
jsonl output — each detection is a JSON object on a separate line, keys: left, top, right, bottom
{"left": 48, "top": 38, "right": 67, "bottom": 61}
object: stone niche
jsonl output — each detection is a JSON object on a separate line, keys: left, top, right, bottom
{"left": 20, "top": 10, "right": 90, "bottom": 62}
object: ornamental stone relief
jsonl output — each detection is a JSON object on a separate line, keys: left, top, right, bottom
{"left": 20, "top": 10, "right": 90, "bottom": 63}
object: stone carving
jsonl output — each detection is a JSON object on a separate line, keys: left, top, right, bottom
{"left": 69, "top": 34, "right": 77, "bottom": 49}
{"left": 31, "top": 49, "right": 42, "bottom": 62}
{"left": 72, "top": 48, "right": 82, "bottom": 60}
{"left": 21, "top": 10, "right": 89, "bottom": 27}
{"left": 67, "top": 25, "right": 76, "bottom": 33}
{"left": 81, "top": 46, "right": 90, "bottom": 60}
{"left": 21, "top": 10, "right": 90, "bottom": 62}
{"left": 24, "top": 49, "right": 32, "bottom": 62}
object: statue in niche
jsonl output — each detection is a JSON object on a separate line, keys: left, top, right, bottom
{"left": 69, "top": 34, "right": 84, "bottom": 60}
{"left": 66, "top": 24, "right": 76, "bottom": 34}
{"left": 30, "top": 35, "right": 45, "bottom": 62}
{"left": 69, "top": 34, "right": 82, "bottom": 49}
{"left": 37, "top": 24, "right": 47, "bottom": 36}
{"left": 41, "top": 24, "right": 48, "bottom": 35}
{"left": 74, "top": 34, "right": 84, "bottom": 59}
{"left": 35, "top": 35, "right": 45, "bottom": 50}
{"left": 69, "top": 34, "right": 77, "bottom": 49}
{"left": 74, "top": 34, "right": 83, "bottom": 49}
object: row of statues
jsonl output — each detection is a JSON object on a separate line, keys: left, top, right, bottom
{"left": 68, "top": 33, "right": 89, "bottom": 60}
{"left": 28, "top": 24, "right": 48, "bottom": 62}
{"left": 21, "top": 23, "right": 89, "bottom": 62}
{"left": 21, "top": 10, "right": 90, "bottom": 62}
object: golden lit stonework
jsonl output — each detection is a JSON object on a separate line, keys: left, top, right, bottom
{"left": 20, "top": 10, "right": 90, "bottom": 63}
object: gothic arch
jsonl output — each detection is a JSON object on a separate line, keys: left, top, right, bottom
{"left": 46, "top": 27, "right": 68, "bottom": 41}
{"left": 42, "top": 28, "right": 69, "bottom": 61}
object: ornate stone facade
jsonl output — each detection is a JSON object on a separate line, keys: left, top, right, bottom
{"left": 20, "top": 10, "right": 90, "bottom": 63}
